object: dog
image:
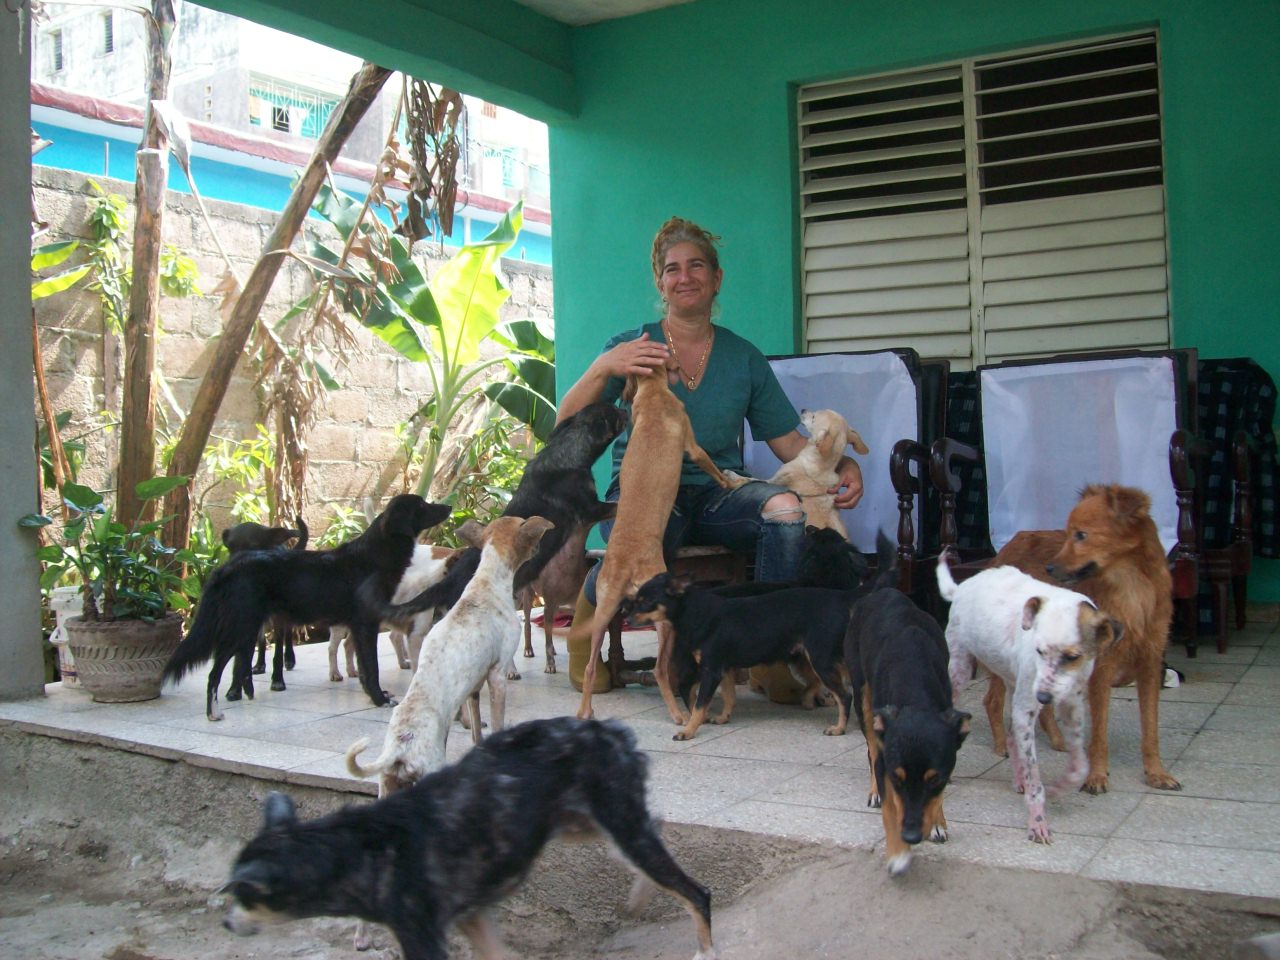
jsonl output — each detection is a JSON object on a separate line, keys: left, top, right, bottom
{"left": 224, "top": 718, "right": 716, "bottom": 960}
{"left": 937, "top": 551, "right": 1120, "bottom": 842}
{"left": 766, "top": 408, "right": 868, "bottom": 541}
{"left": 519, "top": 520, "right": 592, "bottom": 674}
{"left": 625, "top": 573, "right": 856, "bottom": 740}
{"left": 163, "top": 494, "right": 451, "bottom": 720}
{"left": 987, "top": 483, "right": 1181, "bottom": 794}
{"left": 220, "top": 518, "right": 308, "bottom": 697}
{"left": 346, "top": 515, "right": 554, "bottom": 796}
{"left": 366, "top": 402, "right": 627, "bottom": 625}
{"left": 327, "top": 541, "right": 463, "bottom": 682}
{"left": 844, "top": 547, "right": 970, "bottom": 876}
{"left": 576, "top": 368, "right": 744, "bottom": 721}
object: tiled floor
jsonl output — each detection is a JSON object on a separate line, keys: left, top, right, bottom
{"left": 3, "top": 615, "right": 1279, "bottom": 902}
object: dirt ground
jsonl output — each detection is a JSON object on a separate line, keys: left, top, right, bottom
{"left": 3, "top": 729, "right": 1277, "bottom": 960}
{"left": 2, "top": 818, "right": 1277, "bottom": 960}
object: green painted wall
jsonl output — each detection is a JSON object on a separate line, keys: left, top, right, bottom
{"left": 549, "top": 0, "right": 1280, "bottom": 599}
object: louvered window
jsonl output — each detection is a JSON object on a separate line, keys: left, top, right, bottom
{"left": 798, "top": 34, "right": 1168, "bottom": 369}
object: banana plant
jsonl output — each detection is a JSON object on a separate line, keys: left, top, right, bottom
{"left": 291, "top": 186, "right": 555, "bottom": 498}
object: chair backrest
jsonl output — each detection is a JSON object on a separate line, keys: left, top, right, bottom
{"left": 978, "top": 350, "right": 1194, "bottom": 554}
{"left": 743, "top": 349, "right": 927, "bottom": 553}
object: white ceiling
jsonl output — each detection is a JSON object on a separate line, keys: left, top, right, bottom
{"left": 512, "top": 0, "right": 696, "bottom": 26}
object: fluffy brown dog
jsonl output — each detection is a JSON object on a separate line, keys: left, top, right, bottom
{"left": 988, "top": 484, "right": 1180, "bottom": 794}
{"left": 576, "top": 366, "right": 741, "bottom": 722}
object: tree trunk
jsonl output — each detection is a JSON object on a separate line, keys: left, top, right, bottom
{"left": 162, "top": 62, "right": 393, "bottom": 549}
{"left": 116, "top": 0, "right": 175, "bottom": 529}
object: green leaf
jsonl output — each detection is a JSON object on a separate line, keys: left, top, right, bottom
{"left": 305, "top": 358, "right": 342, "bottom": 391}
{"left": 135, "top": 475, "right": 189, "bottom": 500}
{"left": 31, "top": 240, "right": 79, "bottom": 270}
{"left": 62, "top": 482, "right": 104, "bottom": 512}
{"left": 429, "top": 204, "right": 522, "bottom": 367}
{"left": 36, "top": 545, "right": 66, "bottom": 562}
{"left": 18, "top": 514, "right": 53, "bottom": 528}
{"left": 484, "top": 377, "right": 558, "bottom": 442}
{"left": 32, "top": 264, "right": 92, "bottom": 301}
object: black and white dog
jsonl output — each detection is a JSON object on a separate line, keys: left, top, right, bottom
{"left": 222, "top": 717, "right": 717, "bottom": 960}
{"left": 163, "top": 494, "right": 451, "bottom": 720}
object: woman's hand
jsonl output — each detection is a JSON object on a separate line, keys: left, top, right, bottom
{"left": 592, "top": 332, "right": 669, "bottom": 379}
{"left": 830, "top": 455, "right": 864, "bottom": 509}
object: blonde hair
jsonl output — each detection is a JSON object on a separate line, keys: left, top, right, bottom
{"left": 651, "top": 216, "right": 722, "bottom": 279}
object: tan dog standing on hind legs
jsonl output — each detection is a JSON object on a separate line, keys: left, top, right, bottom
{"left": 576, "top": 366, "right": 744, "bottom": 721}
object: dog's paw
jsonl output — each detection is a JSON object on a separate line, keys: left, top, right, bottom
{"left": 328, "top": 671, "right": 344, "bottom": 682}
{"left": 1081, "top": 772, "right": 1109, "bottom": 795}
{"left": 398, "top": 659, "right": 412, "bottom": 670}
{"left": 544, "top": 661, "right": 557, "bottom": 674}
{"left": 886, "top": 852, "right": 913, "bottom": 877}
{"left": 1027, "top": 815, "right": 1053, "bottom": 844}
{"left": 866, "top": 791, "right": 882, "bottom": 809}
{"left": 270, "top": 679, "right": 286, "bottom": 692}
{"left": 506, "top": 668, "right": 522, "bottom": 681}
{"left": 992, "top": 743, "right": 1009, "bottom": 758}
{"left": 522, "top": 646, "right": 535, "bottom": 659}
{"left": 251, "top": 663, "right": 266, "bottom": 676}
{"left": 673, "top": 729, "right": 696, "bottom": 741}
{"left": 1145, "top": 770, "right": 1182, "bottom": 791}
{"left": 929, "top": 824, "right": 948, "bottom": 843}
{"left": 823, "top": 723, "right": 847, "bottom": 736}
{"left": 723, "top": 470, "right": 754, "bottom": 489}
{"left": 225, "top": 687, "right": 242, "bottom": 703}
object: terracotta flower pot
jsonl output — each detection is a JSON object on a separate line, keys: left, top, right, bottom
{"left": 64, "top": 613, "right": 184, "bottom": 703}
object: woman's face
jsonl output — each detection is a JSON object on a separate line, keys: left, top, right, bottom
{"left": 656, "top": 241, "right": 722, "bottom": 317}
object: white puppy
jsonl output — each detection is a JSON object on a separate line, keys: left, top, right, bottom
{"left": 345, "top": 515, "right": 554, "bottom": 795}
{"left": 326, "top": 542, "right": 461, "bottom": 681}
{"left": 768, "top": 408, "right": 867, "bottom": 540}
{"left": 937, "top": 552, "right": 1120, "bottom": 843}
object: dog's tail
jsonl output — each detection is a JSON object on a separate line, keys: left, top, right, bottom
{"left": 292, "top": 516, "right": 309, "bottom": 551}
{"left": 357, "top": 547, "right": 480, "bottom": 624}
{"left": 162, "top": 569, "right": 257, "bottom": 684}
{"left": 935, "top": 547, "right": 961, "bottom": 602}
{"left": 344, "top": 736, "right": 395, "bottom": 780}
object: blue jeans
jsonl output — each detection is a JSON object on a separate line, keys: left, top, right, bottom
{"left": 584, "top": 478, "right": 805, "bottom": 603}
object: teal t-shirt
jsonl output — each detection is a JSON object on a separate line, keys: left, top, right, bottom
{"left": 598, "top": 322, "right": 799, "bottom": 487}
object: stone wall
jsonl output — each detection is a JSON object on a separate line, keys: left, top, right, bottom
{"left": 31, "top": 165, "right": 553, "bottom": 534}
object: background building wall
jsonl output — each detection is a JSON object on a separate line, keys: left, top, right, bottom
{"left": 548, "top": 0, "right": 1280, "bottom": 599}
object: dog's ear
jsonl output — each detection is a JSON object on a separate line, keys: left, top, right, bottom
{"left": 590, "top": 500, "right": 619, "bottom": 524}
{"left": 872, "top": 705, "right": 899, "bottom": 738}
{"left": 815, "top": 425, "right": 836, "bottom": 457}
{"left": 943, "top": 708, "right": 972, "bottom": 743}
{"left": 1021, "top": 596, "right": 1044, "bottom": 630}
{"left": 846, "top": 427, "right": 870, "bottom": 456}
{"left": 262, "top": 791, "right": 297, "bottom": 830}
{"left": 516, "top": 516, "right": 555, "bottom": 554}
{"left": 455, "top": 519, "right": 486, "bottom": 549}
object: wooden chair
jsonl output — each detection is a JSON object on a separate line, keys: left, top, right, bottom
{"left": 926, "top": 349, "right": 1206, "bottom": 654}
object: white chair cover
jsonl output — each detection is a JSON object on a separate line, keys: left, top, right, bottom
{"left": 744, "top": 351, "right": 919, "bottom": 553}
{"left": 979, "top": 355, "right": 1179, "bottom": 554}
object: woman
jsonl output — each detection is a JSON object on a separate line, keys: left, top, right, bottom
{"left": 561, "top": 216, "right": 863, "bottom": 692}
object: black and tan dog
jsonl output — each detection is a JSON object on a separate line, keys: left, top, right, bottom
{"left": 222, "top": 717, "right": 717, "bottom": 960}
{"left": 219, "top": 518, "right": 308, "bottom": 699}
{"left": 844, "top": 568, "right": 970, "bottom": 876}
{"left": 626, "top": 573, "right": 856, "bottom": 741}
{"left": 164, "top": 494, "right": 451, "bottom": 720}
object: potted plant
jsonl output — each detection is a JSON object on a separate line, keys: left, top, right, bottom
{"left": 20, "top": 475, "right": 192, "bottom": 702}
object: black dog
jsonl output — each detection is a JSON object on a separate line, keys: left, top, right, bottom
{"left": 221, "top": 717, "right": 715, "bottom": 960}
{"left": 368, "top": 402, "right": 627, "bottom": 623}
{"left": 219, "top": 518, "right": 308, "bottom": 698}
{"left": 844, "top": 557, "right": 970, "bottom": 877}
{"left": 163, "top": 494, "right": 450, "bottom": 720}
{"left": 627, "top": 573, "right": 857, "bottom": 741}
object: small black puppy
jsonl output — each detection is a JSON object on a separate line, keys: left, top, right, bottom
{"left": 164, "top": 494, "right": 450, "bottom": 720}
{"left": 219, "top": 518, "right": 308, "bottom": 698}
{"left": 627, "top": 573, "right": 856, "bottom": 741}
{"left": 222, "top": 717, "right": 716, "bottom": 960}
{"left": 844, "top": 560, "right": 970, "bottom": 877}
{"left": 369, "top": 402, "right": 627, "bottom": 623}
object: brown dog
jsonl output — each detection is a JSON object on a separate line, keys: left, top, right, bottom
{"left": 988, "top": 484, "right": 1180, "bottom": 794}
{"left": 576, "top": 366, "right": 742, "bottom": 722}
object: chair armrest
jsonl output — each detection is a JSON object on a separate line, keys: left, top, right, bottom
{"left": 890, "top": 439, "right": 928, "bottom": 570}
{"left": 1168, "top": 428, "right": 1200, "bottom": 597}
{"left": 929, "top": 438, "right": 979, "bottom": 551}
{"left": 1230, "top": 429, "right": 1257, "bottom": 547}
